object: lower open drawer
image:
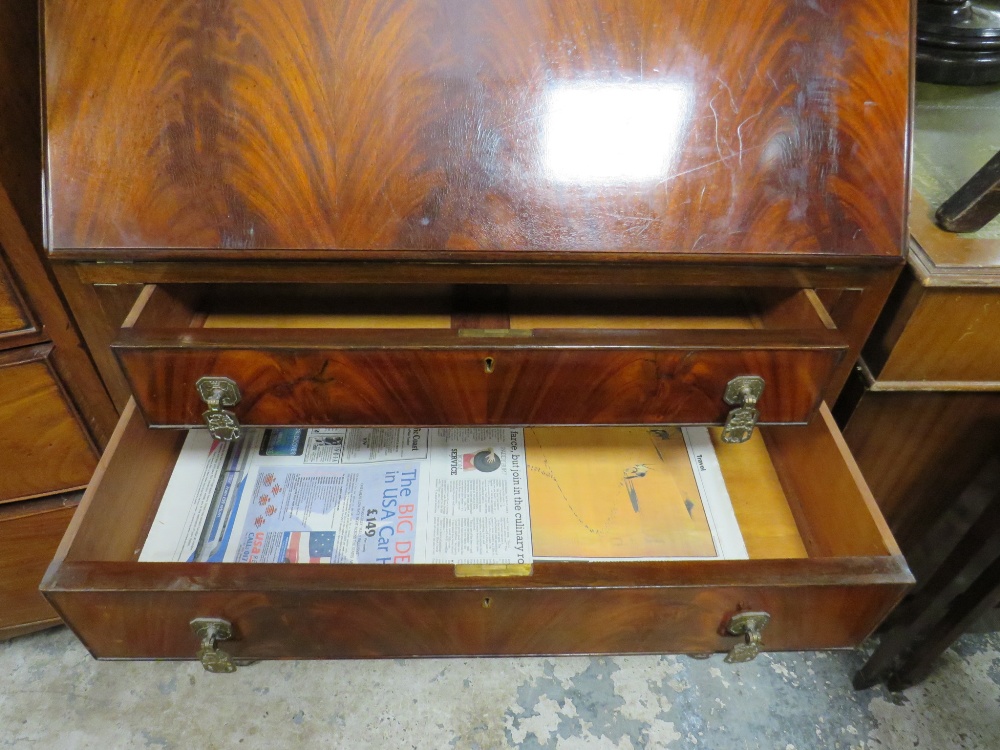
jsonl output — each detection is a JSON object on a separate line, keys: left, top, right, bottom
{"left": 41, "top": 403, "right": 911, "bottom": 665}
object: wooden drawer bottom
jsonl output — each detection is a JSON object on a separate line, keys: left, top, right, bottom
{"left": 0, "top": 493, "right": 79, "bottom": 639}
{"left": 42, "top": 404, "right": 911, "bottom": 663}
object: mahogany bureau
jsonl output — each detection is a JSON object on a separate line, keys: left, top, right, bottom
{"left": 40, "top": 0, "right": 915, "bottom": 669}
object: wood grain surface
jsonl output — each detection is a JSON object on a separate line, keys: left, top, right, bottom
{"left": 0, "top": 0, "right": 43, "bottom": 249}
{"left": 0, "top": 0, "right": 121, "bottom": 446}
{"left": 0, "top": 255, "right": 35, "bottom": 339}
{"left": 877, "top": 288, "right": 1000, "bottom": 384}
{"left": 44, "top": 0, "right": 909, "bottom": 261}
{"left": 0, "top": 494, "right": 78, "bottom": 638}
{"left": 0, "top": 346, "right": 98, "bottom": 503}
{"left": 863, "top": 260, "right": 1000, "bottom": 386}
{"left": 46, "top": 581, "right": 907, "bottom": 659}
{"left": 842, "top": 387, "right": 1000, "bottom": 564}
{"left": 42, "top": 401, "right": 910, "bottom": 660}
{"left": 115, "top": 342, "right": 842, "bottom": 428}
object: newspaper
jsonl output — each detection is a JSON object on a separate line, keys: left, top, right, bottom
{"left": 140, "top": 426, "right": 746, "bottom": 565}
{"left": 140, "top": 427, "right": 529, "bottom": 565}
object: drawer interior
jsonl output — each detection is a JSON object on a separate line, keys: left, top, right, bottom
{"left": 125, "top": 284, "right": 838, "bottom": 334}
{"left": 45, "top": 403, "right": 909, "bottom": 659}
{"left": 60, "top": 405, "right": 892, "bottom": 567}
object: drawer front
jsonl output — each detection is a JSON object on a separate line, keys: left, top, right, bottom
{"left": 115, "top": 346, "right": 843, "bottom": 427}
{"left": 0, "top": 346, "right": 99, "bottom": 503}
{"left": 47, "top": 574, "right": 903, "bottom": 660}
{"left": 878, "top": 287, "right": 1000, "bottom": 385}
{"left": 0, "top": 256, "right": 35, "bottom": 340}
{"left": 0, "top": 496, "right": 78, "bottom": 639}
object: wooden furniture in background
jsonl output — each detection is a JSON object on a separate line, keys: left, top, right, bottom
{"left": 0, "top": 0, "right": 117, "bottom": 639}
{"left": 917, "top": 0, "right": 1000, "bottom": 86}
{"left": 836, "top": 81, "right": 1000, "bottom": 687}
{"left": 839, "top": 82, "right": 1000, "bottom": 562}
{"left": 935, "top": 147, "right": 1000, "bottom": 232}
{"left": 39, "top": 0, "right": 914, "bottom": 667}
{"left": 853, "top": 453, "right": 1000, "bottom": 691}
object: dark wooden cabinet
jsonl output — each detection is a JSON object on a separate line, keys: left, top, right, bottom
{"left": 838, "top": 82, "right": 1000, "bottom": 688}
{"left": 840, "top": 82, "right": 1000, "bottom": 565}
{"left": 0, "top": 0, "right": 118, "bottom": 639}
{"left": 40, "top": 0, "right": 915, "bottom": 666}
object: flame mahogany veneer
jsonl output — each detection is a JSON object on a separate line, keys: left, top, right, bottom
{"left": 41, "top": 0, "right": 915, "bottom": 662}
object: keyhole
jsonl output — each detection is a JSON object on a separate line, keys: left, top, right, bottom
{"left": 482, "top": 597, "right": 492, "bottom": 608}
{"left": 484, "top": 357, "right": 495, "bottom": 374}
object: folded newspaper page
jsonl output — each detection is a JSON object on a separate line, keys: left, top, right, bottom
{"left": 140, "top": 427, "right": 529, "bottom": 565}
{"left": 140, "top": 426, "right": 746, "bottom": 564}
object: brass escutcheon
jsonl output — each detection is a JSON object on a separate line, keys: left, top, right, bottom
{"left": 190, "top": 617, "right": 237, "bottom": 673}
{"left": 721, "top": 376, "right": 765, "bottom": 444}
{"left": 196, "top": 377, "right": 242, "bottom": 441}
{"left": 724, "top": 611, "right": 771, "bottom": 663}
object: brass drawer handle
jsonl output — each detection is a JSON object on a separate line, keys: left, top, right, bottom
{"left": 721, "top": 375, "right": 765, "bottom": 444}
{"left": 196, "top": 376, "right": 242, "bottom": 441}
{"left": 191, "top": 617, "right": 237, "bottom": 673}
{"left": 724, "top": 611, "right": 771, "bottom": 663}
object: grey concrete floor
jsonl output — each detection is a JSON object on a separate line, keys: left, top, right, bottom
{"left": 1, "top": 626, "right": 998, "bottom": 749}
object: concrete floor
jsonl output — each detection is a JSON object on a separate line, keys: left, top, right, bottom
{"left": 1, "top": 626, "right": 998, "bottom": 749}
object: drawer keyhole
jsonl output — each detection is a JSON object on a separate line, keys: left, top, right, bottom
{"left": 483, "top": 357, "right": 495, "bottom": 374}
{"left": 483, "top": 597, "right": 492, "bottom": 608}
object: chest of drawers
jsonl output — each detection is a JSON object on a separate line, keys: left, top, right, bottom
{"left": 40, "top": 0, "right": 914, "bottom": 668}
{"left": 0, "top": 0, "right": 116, "bottom": 640}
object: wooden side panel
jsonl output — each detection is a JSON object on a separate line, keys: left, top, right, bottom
{"left": 859, "top": 268, "right": 925, "bottom": 379}
{"left": 766, "top": 405, "right": 898, "bottom": 559}
{"left": 0, "top": 495, "right": 78, "bottom": 638}
{"left": 0, "top": 0, "right": 42, "bottom": 249}
{"left": 63, "top": 400, "right": 183, "bottom": 563}
{"left": 0, "top": 254, "right": 36, "bottom": 338}
{"left": 0, "top": 180, "right": 120, "bottom": 449}
{"left": 842, "top": 389, "right": 1000, "bottom": 559}
{"left": 50, "top": 265, "right": 136, "bottom": 413}
{"left": 92, "top": 283, "right": 146, "bottom": 334}
{"left": 877, "top": 289, "right": 1000, "bottom": 384}
{"left": 0, "top": 346, "right": 98, "bottom": 503}
{"left": 44, "top": 0, "right": 909, "bottom": 261}
{"left": 115, "top": 346, "right": 842, "bottom": 427}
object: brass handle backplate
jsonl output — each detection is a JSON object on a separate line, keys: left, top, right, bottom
{"left": 724, "top": 611, "right": 771, "bottom": 663}
{"left": 191, "top": 617, "right": 237, "bottom": 673}
{"left": 721, "top": 375, "right": 765, "bottom": 444}
{"left": 196, "top": 376, "right": 242, "bottom": 441}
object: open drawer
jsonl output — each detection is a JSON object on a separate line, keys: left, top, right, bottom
{"left": 113, "top": 284, "right": 847, "bottom": 431}
{"left": 41, "top": 402, "right": 911, "bottom": 666}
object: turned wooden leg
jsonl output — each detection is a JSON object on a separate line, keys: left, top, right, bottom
{"left": 935, "top": 148, "right": 1000, "bottom": 233}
